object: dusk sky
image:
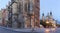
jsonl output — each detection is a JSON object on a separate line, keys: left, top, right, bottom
{"left": 0, "top": 0, "right": 60, "bottom": 21}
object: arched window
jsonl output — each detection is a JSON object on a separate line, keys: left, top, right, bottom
{"left": 28, "top": 0, "right": 33, "bottom": 14}
{"left": 28, "top": 2, "right": 33, "bottom": 11}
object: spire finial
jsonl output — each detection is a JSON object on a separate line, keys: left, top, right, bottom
{"left": 50, "top": 11, "right": 52, "bottom": 15}
{"left": 42, "top": 13, "right": 44, "bottom": 16}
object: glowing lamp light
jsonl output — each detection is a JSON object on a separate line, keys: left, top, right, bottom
{"left": 46, "top": 21, "right": 49, "bottom": 24}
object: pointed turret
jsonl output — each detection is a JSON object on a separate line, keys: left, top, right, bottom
{"left": 42, "top": 13, "right": 44, "bottom": 16}
{"left": 50, "top": 11, "right": 52, "bottom": 16}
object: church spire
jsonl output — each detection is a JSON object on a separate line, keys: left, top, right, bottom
{"left": 50, "top": 11, "right": 52, "bottom": 16}
{"left": 42, "top": 13, "right": 44, "bottom": 16}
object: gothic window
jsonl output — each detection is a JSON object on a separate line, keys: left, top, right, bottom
{"left": 18, "top": 3, "right": 22, "bottom": 14}
{"left": 28, "top": 2, "right": 33, "bottom": 14}
{"left": 25, "top": 3, "right": 28, "bottom": 12}
{"left": 29, "top": 3, "right": 33, "bottom": 11}
{"left": 28, "top": 3, "right": 30, "bottom": 11}
{"left": 28, "top": 0, "right": 33, "bottom": 11}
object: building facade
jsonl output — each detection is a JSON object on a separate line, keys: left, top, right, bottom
{"left": 1, "top": 9, "right": 8, "bottom": 26}
{"left": 8, "top": 0, "right": 40, "bottom": 28}
{"left": 0, "top": 10, "right": 2, "bottom": 26}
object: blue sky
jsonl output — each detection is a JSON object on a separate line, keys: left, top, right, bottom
{"left": 40, "top": 0, "right": 60, "bottom": 21}
{"left": 0, "top": 0, "right": 10, "bottom": 10}
{"left": 0, "top": 0, "right": 60, "bottom": 21}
